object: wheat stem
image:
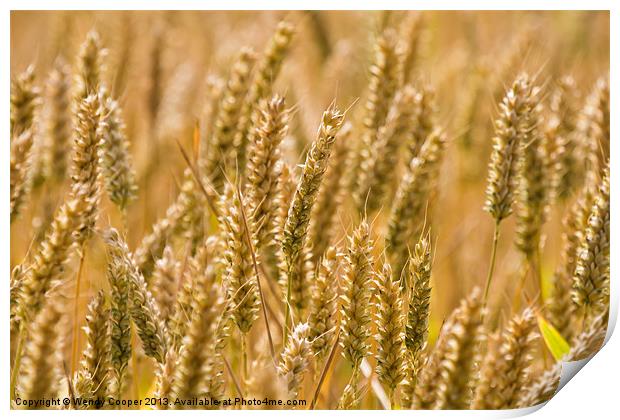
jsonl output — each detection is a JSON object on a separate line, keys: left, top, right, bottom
{"left": 10, "top": 323, "right": 25, "bottom": 401}
{"left": 241, "top": 333, "right": 248, "bottom": 392}
{"left": 236, "top": 186, "right": 277, "bottom": 367}
{"left": 483, "top": 220, "right": 500, "bottom": 307}
{"left": 310, "top": 329, "right": 340, "bottom": 409}
{"left": 70, "top": 247, "right": 86, "bottom": 376}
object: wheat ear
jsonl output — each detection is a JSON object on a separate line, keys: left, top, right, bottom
{"left": 171, "top": 281, "right": 225, "bottom": 406}
{"left": 205, "top": 47, "right": 256, "bottom": 187}
{"left": 18, "top": 299, "right": 66, "bottom": 404}
{"left": 375, "top": 262, "right": 406, "bottom": 406}
{"left": 413, "top": 288, "right": 484, "bottom": 409}
{"left": 104, "top": 228, "right": 169, "bottom": 364}
{"left": 282, "top": 104, "right": 345, "bottom": 337}
{"left": 78, "top": 290, "right": 112, "bottom": 401}
{"left": 472, "top": 307, "right": 538, "bottom": 409}
{"left": 482, "top": 74, "right": 534, "bottom": 304}
{"left": 355, "top": 29, "right": 402, "bottom": 209}
{"left": 245, "top": 94, "right": 289, "bottom": 249}
{"left": 151, "top": 245, "right": 180, "bottom": 329}
{"left": 386, "top": 130, "right": 446, "bottom": 280}
{"left": 11, "top": 65, "right": 40, "bottom": 136}
{"left": 308, "top": 246, "right": 340, "bottom": 364}
{"left": 572, "top": 163, "right": 610, "bottom": 320}
{"left": 340, "top": 220, "right": 375, "bottom": 372}
{"left": 98, "top": 89, "right": 138, "bottom": 212}
{"left": 75, "top": 30, "right": 106, "bottom": 101}
{"left": 308, "top": 122, "right": 352, "bottom": 261}
{"left": 278, "top": 323, "right": 312, "bottom": 401}
{"left": 514, "top": 77, "right": 547, "bottom": 260}
{"left": 233, "top": 21, "right": 295, "bottom": 170}
{"left": 44, "top": 58, "right": 72, "bottom": 185}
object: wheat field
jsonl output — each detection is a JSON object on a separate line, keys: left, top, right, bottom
{"left": 9, "top": 10, "right": 610, "bottom": 410}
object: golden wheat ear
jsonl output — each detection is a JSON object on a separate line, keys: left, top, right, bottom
{"left": 10, "top": 65, "right": 41, "bottom": 223}
{"left": 233, "top": 21, "right": 295, "bottom": 173}
{"left": 19, "top": 299, "right": 66, "bottom": 402}
{"left": 205, "top": 47, "right": 257, "bottom": 188}
{"left": 572, "top": 163, "right": 610, "bottom": 322}
{"left": 278, "top": 322, "right": 312, "bottom": 401}
{"left": 104, "top": 228, "right": 169, "bottom": 364}
{"left": 308, "top": 246, "right": 340, "bottom": 366}
{"left": 375, "top": 262, "right": 406, "bottom": 406}
{"left": 472, "top": 307, "right": 539, "bottom": 409}
{"left": 98, "top": 89, "right": 138, "bottom": 212}
{"left": 386, "top": 129, "right": 446, "bottom": 279}
{"left": 340, "top": 220, "right": 375, "bottom": 373}
{"left": 245, "top": 94, "right": 290, "bottom": 251}
{"left": 76, "top": 290, "right": 112, "bottom": 402}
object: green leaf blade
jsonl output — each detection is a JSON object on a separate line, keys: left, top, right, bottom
{"left": 537, "top": 315, "right": 571, "bottom": 361}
